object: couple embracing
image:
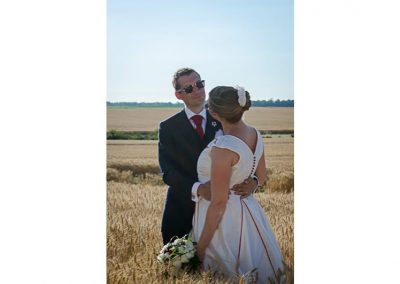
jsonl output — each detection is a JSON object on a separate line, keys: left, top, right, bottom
{"left": 158, "top": 68, "right": 284, "bottom": 283}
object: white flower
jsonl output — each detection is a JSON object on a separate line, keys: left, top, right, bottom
{"left": 180, "top": 255, "right": 189, "bottom": 263}
{"left": 157, "top": 254, "right": 165, "bottom": 263}
{"left": 178, "top": 246, "right": 185, "bottom": 254}
{"left": 173, "top": 239, "right": 180, "bottom": 245}
{"left": 186, "top": 243, "right": 194, "bottom": 251}
{"left": 172, "top": 259, "right": 182, "bottom": 268}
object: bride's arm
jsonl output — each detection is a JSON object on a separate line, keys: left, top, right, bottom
{"left": 255, "top": 150, "right": 267, "bottom": 186}
{"left": 196, "top": 147, "right": 237, "bottom": 261}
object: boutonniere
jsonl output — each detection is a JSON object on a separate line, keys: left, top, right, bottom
{"left": 211, "top": 121, "right": 217, "bottom": 127}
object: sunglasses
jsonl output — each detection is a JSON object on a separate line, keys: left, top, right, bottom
{"left": 177, "top": 80, "right": 205, "bottom": 94}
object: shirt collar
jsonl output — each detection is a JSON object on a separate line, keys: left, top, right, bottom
{"left": 184, "top": 106, "right": 207, "bottom": 120}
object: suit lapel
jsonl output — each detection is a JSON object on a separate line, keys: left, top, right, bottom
{"left": 177, "top": 109, "right": 221, "bottom": 147}
{"left": 204, "top": 110, "right": 221, "bottom": 145}
{"left": 177, "top": 109, "right": 204, "bottom": 145}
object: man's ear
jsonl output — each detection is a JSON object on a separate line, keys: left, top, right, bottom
{"left": 175, "top": 91, "right": 182, "bottom": 100}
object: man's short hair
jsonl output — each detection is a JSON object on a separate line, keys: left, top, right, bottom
{"left": 172, "top": 68, "right": 201, "bottom": 91}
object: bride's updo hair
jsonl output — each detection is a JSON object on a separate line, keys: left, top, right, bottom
{"left": 207, "top": 86, "right": 251, "bottom": 123}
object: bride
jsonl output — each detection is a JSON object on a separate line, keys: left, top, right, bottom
{"left": 192, "top": 86, "right": 284, "bottom": 283}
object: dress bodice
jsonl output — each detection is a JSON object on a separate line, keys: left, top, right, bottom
{"left": 197, "top": 131, "right": 264, "bottom": 188}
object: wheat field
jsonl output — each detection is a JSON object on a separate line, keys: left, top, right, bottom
{"left": 107, "top": 107, "right": 294, "bottom": 283}
{"left": 107, "top": 137, "right": 293, "bottom": 171}
{"left": 107, "top": 107, "right": 294, "bottom": 131}
{"left": 107, "top": 182, "right": 293, "bottom": 284}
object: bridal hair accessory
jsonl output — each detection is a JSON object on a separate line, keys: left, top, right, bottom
{"left": 236, "top": 86, "right": 246, "bottom": 107}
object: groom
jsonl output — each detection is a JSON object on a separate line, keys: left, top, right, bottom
{"left": 158, "top": 68, "right": 257, "bottom": 244}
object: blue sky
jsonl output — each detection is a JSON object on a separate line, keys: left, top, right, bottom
{"left": 107, "top": 0, "right": 293, "bottom": 102}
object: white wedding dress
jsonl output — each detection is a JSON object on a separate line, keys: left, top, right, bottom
{"left": 192, "top": 131, "right": 284, "bottom": 283}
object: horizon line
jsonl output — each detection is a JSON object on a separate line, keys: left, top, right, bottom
{"left": 107, "top": 99, "right": 294, "bottom": 104}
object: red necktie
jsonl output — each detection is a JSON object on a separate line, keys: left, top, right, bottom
{"left": 191, "top": 115, "right": 204, "bottom": 139}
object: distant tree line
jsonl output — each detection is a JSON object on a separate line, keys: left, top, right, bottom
{"left": 107, "top": 102, "right": 184, "bottom": 108}
{"left": 107, "top": 99, "right": 294, "bottom": 108}
{"left": 252, "top": 99, "right": 294, "bottom": 107}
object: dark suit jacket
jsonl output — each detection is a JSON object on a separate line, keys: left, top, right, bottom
{"left": 158, "top": 109, "right": 222, "bottom": 244}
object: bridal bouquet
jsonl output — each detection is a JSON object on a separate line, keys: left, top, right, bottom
{"left": 157, "top": 234, "right": 201, "bottom": 273}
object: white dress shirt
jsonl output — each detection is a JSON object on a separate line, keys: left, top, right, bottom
{"left": 184, "top": 107, "right": 207, "bottom": 202}
{"left": 184, "top": 106, "right": 206, "bottom": 132}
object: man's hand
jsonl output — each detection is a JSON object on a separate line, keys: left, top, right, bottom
{"left": 231, "top": 177, "right": 257, "bottom": 199}
{"left": 197, "top": 181, "right": 211, "bottom": 201}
